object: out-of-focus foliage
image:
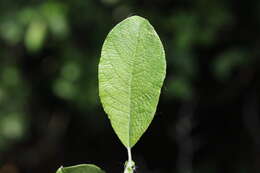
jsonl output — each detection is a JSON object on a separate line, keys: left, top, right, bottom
{"left": 0, "top": 2, "right": 68, "bottom": 52}
{"left": 213, "top": 49, "right": 249, "bottom": 81}
{"left": 0, "top": 0, "right": 259, "bottom": 172}
{"left": 0, "top": 65, "right": 28, "bottom": 151}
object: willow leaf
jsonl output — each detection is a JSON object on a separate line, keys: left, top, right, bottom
{"left": 99, "top": 15, "right": 166, "bottom": 148}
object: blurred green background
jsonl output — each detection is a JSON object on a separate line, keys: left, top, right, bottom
{"left": 0, "top": 0, "right": 260, "bottom": 173}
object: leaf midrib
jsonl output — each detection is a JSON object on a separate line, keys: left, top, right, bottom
{"left": 128, "top": 19, "right": 145, "bottom": 147}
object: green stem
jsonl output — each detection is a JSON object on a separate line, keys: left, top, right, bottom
{"left": 127, "top": 147, "right": 132, "bottom": 162}
{"left": 123, "top": 147, "right": 135, "bottom": 173}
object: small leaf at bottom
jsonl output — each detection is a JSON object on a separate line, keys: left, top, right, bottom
{"left": 56, "top": 164, "right": 105, "bottom": 173}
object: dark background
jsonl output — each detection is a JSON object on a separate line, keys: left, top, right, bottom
{"left": 0, "top": 0, "right": 260, "bottom": 173}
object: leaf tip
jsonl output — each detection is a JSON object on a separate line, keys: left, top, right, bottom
{"left": 56, "top": 166, "right": 63, "bottom": 173}
{"left": 125, "top": 15, "right": 148, "bottom": 22}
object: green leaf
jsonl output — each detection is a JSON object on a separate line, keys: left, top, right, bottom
{"left": 25, "top": 19, "right": 47, "bottom": 52}
{"left": 56, "top": 164, "right": 105, "bottom": 173}
{"left": 99, "top": 15, "right": 166, "bottom": 148}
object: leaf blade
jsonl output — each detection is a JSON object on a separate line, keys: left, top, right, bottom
{"left": 99, "top": 15, "right": 166, "bottom": 147}
{"left": 56, "top": 164, "right": 105, "bottom": 173}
